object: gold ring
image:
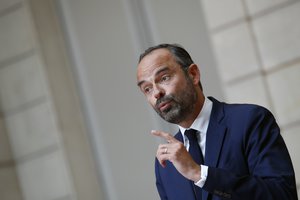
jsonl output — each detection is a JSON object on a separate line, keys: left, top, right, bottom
{"left": 164, "top": 148, "right": 168, "bottom": 154}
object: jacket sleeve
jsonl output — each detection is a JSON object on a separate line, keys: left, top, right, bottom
{"left": 203, "top": 108, "right": 298, "bottom": 200}
{"left": 155, "top": 158, "right": 168, "bottom": 200}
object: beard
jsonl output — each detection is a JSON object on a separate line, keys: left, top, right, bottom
{"left": 154, "top": 77, "right": 198, "bottom": 124}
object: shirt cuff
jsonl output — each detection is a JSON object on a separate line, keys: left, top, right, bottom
{"left": 194, "top": 165, "right": 208, "bottom": 188}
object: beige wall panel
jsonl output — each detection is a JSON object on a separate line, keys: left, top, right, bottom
{"left": 0, "top": 167, "right": 23, "bottom": 200}
{"left": 266, "top": 62, "right": 300, "bottom": 126}
{"left": 253, "top": 2, "right": 300, "bottom": 69}
{"left": 0, "top": 55, "right": 47, "bottom": 111}
{"left": 16, "top": 150, "right": 73, "bottom": 200}
{"left": 244, "top": 0, "right": 289, "bottom": 15}
{"left": 225, "top": 75, "right": 270, "bottom": 109}
{"left": 5, "top": 102, "right": 60, "bottom": 159}
{"left": 201, "top": 0, "right": 245, "bottom": 29}
{"left": 0, "top": 6, "right": 34, "bottom": 62}
{"left": 212, "top": 23, "right": 260, "bottom": 82}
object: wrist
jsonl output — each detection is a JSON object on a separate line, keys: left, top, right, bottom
{"left": 190, "top": 164, "right": 201, "bottom": 182}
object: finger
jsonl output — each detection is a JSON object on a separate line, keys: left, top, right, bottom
{"left": 151, "top": 130, "right": 178, "bottom": 143}
{"left": 158, "top": 144, "right": 169, "bottom": 155}
{"left": 156, "top": 153, "right": 170, "bottom": 168}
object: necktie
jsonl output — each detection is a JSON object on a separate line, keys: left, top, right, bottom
{"left": 185, "top": 129, "right": 203, "bottom": 200}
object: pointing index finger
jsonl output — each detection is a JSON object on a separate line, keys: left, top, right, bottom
{"left": 151, "top": 130, "right": 177, "bottom": 143}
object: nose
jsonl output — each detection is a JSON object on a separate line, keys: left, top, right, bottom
{"left": 153, "top": 85, "right": 165, "bottom": 99}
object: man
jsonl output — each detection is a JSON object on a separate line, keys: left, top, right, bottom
{"left": 136, "top": 43, "right": 298, "bottom": 200}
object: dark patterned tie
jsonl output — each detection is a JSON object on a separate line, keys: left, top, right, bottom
{"left": 185, "top": 129, "right": 203, "bottom": 200}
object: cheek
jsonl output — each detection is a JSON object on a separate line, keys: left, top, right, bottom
{"left": 169, "top": 81, "right": 186, "bottom": 95}
{"left": 146, "top": 95, "right": 157, "bottom": 107}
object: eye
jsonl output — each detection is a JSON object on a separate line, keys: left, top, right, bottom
{"left": 161, "top": 75, "right": 171, "bottom": 82}
{"left": 143, "top": 86, "right": 152, "bottom": 94}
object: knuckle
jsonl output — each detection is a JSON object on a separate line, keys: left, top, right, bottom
{"left": 175, "top": 142, "right": 183, "bottom": 149}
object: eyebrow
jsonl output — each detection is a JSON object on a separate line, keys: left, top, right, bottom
{"left": 137, "top": 67, "right": 170, "bottom": 87}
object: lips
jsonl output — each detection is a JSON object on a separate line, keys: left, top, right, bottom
{"left": 158, "top": 100, "right": 172, "bottom": 112}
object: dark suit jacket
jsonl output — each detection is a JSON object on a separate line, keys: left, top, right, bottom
{"left": 155, "top": 97, "right": 298, "bottom": 200}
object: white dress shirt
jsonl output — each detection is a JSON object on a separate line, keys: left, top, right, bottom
{"left": 178, "top": 97, "right": 213, "bottom": 188}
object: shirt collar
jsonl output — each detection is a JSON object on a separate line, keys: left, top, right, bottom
{"left": 179, "top": 97, "right": 213, "bottom": 136}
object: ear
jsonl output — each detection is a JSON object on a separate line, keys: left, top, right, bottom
{"left": 187, "top": 64, "right": 200, "bottom": 85}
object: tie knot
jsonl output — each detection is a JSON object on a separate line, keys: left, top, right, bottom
{"left": 185, "top": 129, "right": 198, "bottom": 142}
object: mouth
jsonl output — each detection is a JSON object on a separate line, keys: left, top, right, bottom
{"left": 158, "top": 100, "right": 172, "bottom": 112}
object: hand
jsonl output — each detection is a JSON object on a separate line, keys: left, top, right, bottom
{"left": 152, "top": 130, "right": 201, "bottom": 182}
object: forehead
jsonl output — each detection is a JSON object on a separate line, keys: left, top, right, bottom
{"left": 137, "top": 49, "right": 179, "bottom": 82}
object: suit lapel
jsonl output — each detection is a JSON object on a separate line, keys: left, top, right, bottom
{"left": 203, "top": 97, "right": 227, "bottom": 200}
{"left": 204, "top": 97, "right": 227, "bottom": 167}
{"left": 205, "top": 120, "right": 227, "bottom": 167}
{"left": 174, "top": 131, "right": 183, "bottom": 143}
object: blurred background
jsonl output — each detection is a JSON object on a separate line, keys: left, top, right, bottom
{"left": 0, "top": 0, "right": 299, "bottom": 199}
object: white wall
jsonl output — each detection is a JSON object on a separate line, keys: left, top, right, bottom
{"left": 55, "top": 0, "right": 223, "bottom": 200}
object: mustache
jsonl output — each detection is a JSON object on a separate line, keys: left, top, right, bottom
{"left": 155, "top": 95, "right": 175, "bottom": 108}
